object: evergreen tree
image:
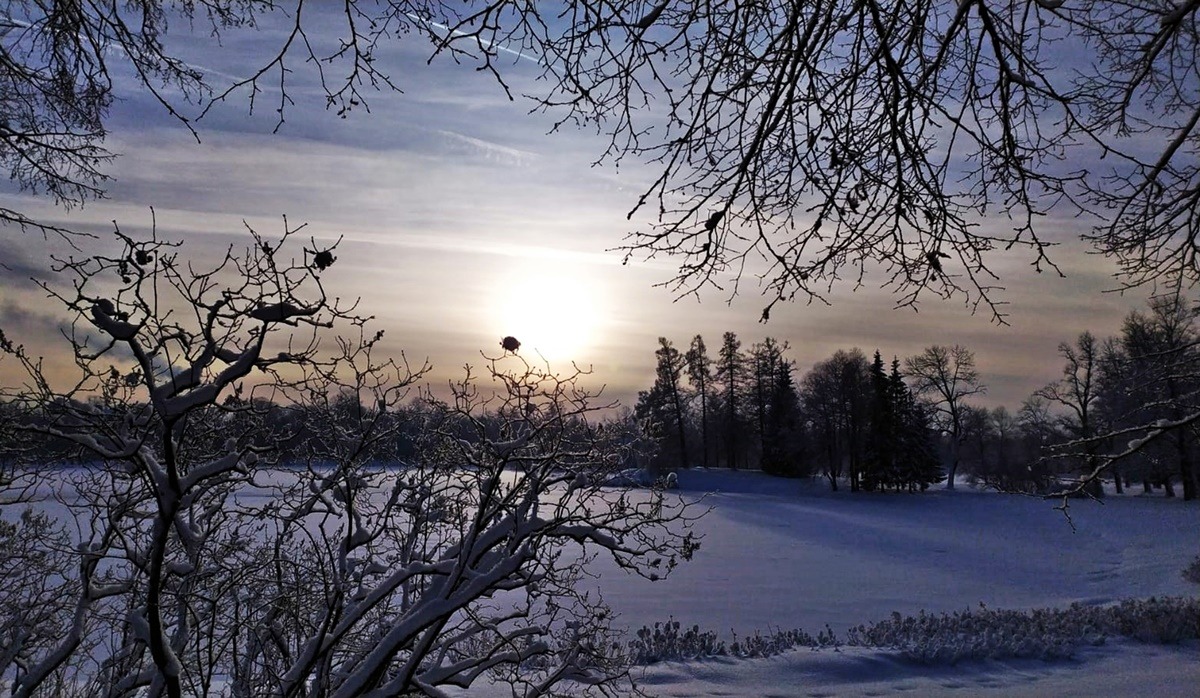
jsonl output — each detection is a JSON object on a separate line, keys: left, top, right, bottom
{"left": 749, "top": 338, "right": 788, "bottom": 467}
{"left": 891, "top": 358, "right": 943, "bottom": 491}
{"left": 715, "top": 332, "right": 745, "bottom": 470}
{"left": 863, "top": 351, "right": 896, "bottom": 491}
{"left": 635, "top": 337, "right": 692, "bottom": 472}
{"left": 762, "top": 357, "right": 805, "bottom": 477}
{"left": 685, "top": 335, "right": 713, "bottom": 469}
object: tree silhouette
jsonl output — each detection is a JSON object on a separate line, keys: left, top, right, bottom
{"left": 905, "top": 345, "right": 986, "bottom": 490}
{"left": 636, "top": 337, "right": 692, "bottom": 471}
{"left": 685, "top": 334, "right": 714, "bottom": 469}
{"left": 0, "top": 226, "right": 700, "bottom": 696}
{"left": 6, "top": 2, "right": 1200, "bottom": 314}
{"left": 1036, "top": 332, "right": 1106, "bottom": 497}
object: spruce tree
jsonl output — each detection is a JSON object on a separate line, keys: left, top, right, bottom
{"left": 634, "top": 338, "right": 692, "bottom": 472}
{"left": 750, "top": 338, "right": 788, "bottom": 467}
{"left": 891, "top": 358, "right": 943, "bottom": 491}
{"left": 762, "top": 357, "right": 804, "bottom": 477}
{"left": 864, "top": 351, "right": 896, "bottom": 491}
{"left": 715, "top": 332, "right": 745, "bottom": 470}
{"left": 685, "top": 335, "right": 713, "bottom": 469}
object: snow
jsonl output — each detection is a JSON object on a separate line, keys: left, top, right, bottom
{"left": 585, "top": 469, "right": 1199, "bottom": 697}
{"left": 9, "top": 466, "right": 1198, "bottom": 696}
{"left": 632, "top": 640, "right": 1200, "bottom": 697}
{"left": 592, "top": 469, "right": 1197, "bottom": 635}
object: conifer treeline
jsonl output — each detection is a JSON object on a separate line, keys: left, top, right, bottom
{"left": 635, "top": 334, "right": 942, "bottom": 492}
{"left": 634, "top": 293, "right": 1200, "bottom": 501}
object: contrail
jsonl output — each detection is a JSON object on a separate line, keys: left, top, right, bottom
{"left": 405, "top": 12, "right": 544, "bottom": 66}
{"left": 1, "top": 11, "right": 244, "bottom": 83}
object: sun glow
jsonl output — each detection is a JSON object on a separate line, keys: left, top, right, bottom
{"left": 490, "top": 263, "right": 607, "bottom": 364}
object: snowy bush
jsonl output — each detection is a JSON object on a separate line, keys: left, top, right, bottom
{"left": 1102, "top": 597, "right": 1200, "bottom": 643}
{"left": 846, "top": 597, "right": 1200, "bottom": 664}
{"left": 729, "top": 626, "right": 835, "bottom": 658}
{"left": 1184, "top": 555, "right": 1200, "bottom": 586}
{"left": 0, "top": 228, "right": 703, "bottom": 697}
{"left": 627, "top": 620, "right": 726, "bottom": 663}
{"left": 627, "top": 619, "right": 834, "bottom": 664}
{"left": 630, "top": 597, "right": 1200, "bottom": 667}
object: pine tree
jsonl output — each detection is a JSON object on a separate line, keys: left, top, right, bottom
{"left": 863, "top": 351, "right": 895, "bottom": 491}
{"left": 715, "top": 332, "right": 745, "bottom": 470}
{"left": 891, "top": 358, "right": 943, "bottom": 491}
{"left": 685, "top": 335, "right": 713, "bottom": 469}
{"left": 762, "top": 357, "right": 805, "bottom": 477}
{"left": 749, "top": 338, "right": 788, "bottom": 467}
{"left": 634, "top": 337, "right": 691, "bottom": 471}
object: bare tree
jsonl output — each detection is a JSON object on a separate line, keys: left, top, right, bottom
{"left": 240, "top": 354, "right": 700, "bottom": 696}
{"left": 8, "top": 2, "right": 1200, "bottom": 316}
{"left": 1, "top": 1, "right": 238, "bottom": 236}
{"left": 905, "top": 345, "right": 986, "bottom": 490}
{"left": 1078, "top": 294, "right": 1200, "bottom": 501}
{"left": 800, "top": 348, "right": 871, "bottom": 491}
{"left": 516, "top": 1, "right": 1200, "bottom": 317}
{"left": 1015, "top": 396, "right": 1059, "bottom": 492}
{"left": 1036, "top": 332, "right": 1107, "bottom": 495}
{"left": 959, "top": 404, "right": 996, "bottom": 478}
{"left": 0, "top": 226, "right": 700, "bottom": 696}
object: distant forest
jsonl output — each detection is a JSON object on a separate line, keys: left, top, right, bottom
{"left": 9, "top": 294, "right": 1196, "bottom": 501}
{"left": 634, "top": 294, "right": 1200, "bottom": 500}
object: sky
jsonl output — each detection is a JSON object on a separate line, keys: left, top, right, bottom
{"left": 0, "top": 7, "right": 1160, "bottom": 412}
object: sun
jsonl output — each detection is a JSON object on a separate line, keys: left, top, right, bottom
{"left": 491, "top": 264, "right": 606, "bottom": 363}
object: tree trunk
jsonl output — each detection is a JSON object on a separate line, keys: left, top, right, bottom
{"left": 945, "top": 438, "right": 959, "bottom": 490}
{"left": 1179, "top": 443, "right": 1196, "bottom": 501}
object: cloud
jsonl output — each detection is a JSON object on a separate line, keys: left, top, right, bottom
{"left": 0, "top": 237, "right": 50, "bottom": 282}
{"left": 0, "top": 299, "right": 66, "bottom": 342}
{"left": 0, "top": 8, "right": 1168, "bottom": 416}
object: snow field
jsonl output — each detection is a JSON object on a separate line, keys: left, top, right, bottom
{"left": 8, "top": 465, "right": 1197, "bottom": 696}
{"left": 582, "top": 468, "right": 1199, "bottom": 696}
{"left": 593, "top": 469, "right": 1198, "bottom": 636}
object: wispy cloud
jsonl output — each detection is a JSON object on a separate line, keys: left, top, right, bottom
{"left": 431, "top": 129, "right": 538, "bottom": 166}
{"left": 0, "top": 10, "right": 1160, "bottom": 412}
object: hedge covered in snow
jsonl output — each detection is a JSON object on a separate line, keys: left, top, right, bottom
{"left": 629, "top": 596, "right": 1200, "bottom": 666}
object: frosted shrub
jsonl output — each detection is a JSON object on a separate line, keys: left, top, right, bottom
{"left": 630, "top": 597, "right": 1200, "bottom": 667}
{"left": 1105, "top": 597, "right": 1200, "bottom": 643}
{"left": 1184, "top": 555, "right": 1200, "bottom": 586}
{"left": 730, "top": 627, "right": 831, "bottom": 658}
{"left": 627, "top": 620, "right": 831, "bottom": 663}
{"left": 628, "top": 619, "right": 726, "bottom": 663}
{"left": 846, "top": 597, "right": 1200, "bottom": 664}
{"left": 0, "top": 228, "right": 703, "bottom": 697}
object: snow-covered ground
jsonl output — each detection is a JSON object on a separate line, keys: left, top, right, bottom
{"left": 633, "top": 640, "right": 1200, "bottom": 697}
{"left": 9, "top": 467, "right": 1197, "bottom": 696}
{"left": 588, "top": 469, "right": 1199, "bottom": 697}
